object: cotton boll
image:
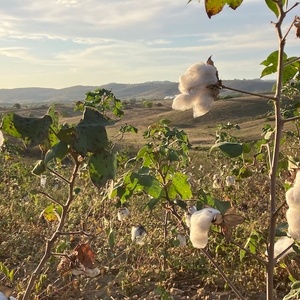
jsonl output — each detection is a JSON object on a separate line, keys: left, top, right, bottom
{"left": 131, "top": 225, "right": 146, "bottom": 244}
{"left": 85, "top": 267, "right": 100, "bottom": 278}
{"left": 176, "top": 233, "right": 187, "bottom": 247}
{"left": 178, "top": 62, "right": 219, "bottom": 93}
{"left": 0, "top": 293, "right": 7, "bottom": 300}
{"left": 172, "top": 61, "right": 220, "bottom": 118}
{"left": 185, "top": 205, "right": 197, "bottom": 228}
{"left": 117, "top": 207, "right": 130, "bottom": 221}
{"left": 226, "top": 176, "right": 235, "bottom": 187}
{"left": 286, "top": 171, "right": 300, "bottom": 208}
{"left": 286, "top": 207, "right": 300, "bottom": 240}
{"left": 273, "top": 236, "right": 295, "bottom": 260}
{"left": 189, "top": 208, "right": 221, "bottom": 248}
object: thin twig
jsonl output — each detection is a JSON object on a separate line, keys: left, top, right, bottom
{"left": 47, "top": 167, "right": 71, "bottom": 185}
{"left": 37, "top": 190, "right": 63, "bottom": 207}
{"left": 221, "top": 84, "right": 275, "bottom": 100}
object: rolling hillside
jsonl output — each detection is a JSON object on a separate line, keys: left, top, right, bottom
{"left": 0, "top": 79, "right": 275, "bottom": 105}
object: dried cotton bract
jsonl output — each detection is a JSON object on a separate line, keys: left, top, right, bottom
{"left": 172, "top": 58, "right": 220, "bottom": 118}
{"left": 189, "top": 207, "right": 221, "bottom": 248}
{"left": 286, "top": 170, "right": 300, "bottom": 240}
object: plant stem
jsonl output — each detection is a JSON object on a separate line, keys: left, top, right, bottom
{"left": 22, "top": 159, "right": 80, "bottom": 300}
{"left": 266, "top": 3, "right": 285, "bottom": 299}
{"left": 221, "top": 84, "right": 275, "bottom": 100}
{"left": 200, "top": 249, "right": 246, "bottom": 300}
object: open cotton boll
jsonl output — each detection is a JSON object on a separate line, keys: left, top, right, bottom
{"left": 172, "top": 61, "right": 219, "bottom": 118}
{"left": 176, "top": 233, "right": 187, "bottom": 247}
{"left": 117, "top": 207, "right": 130, "bottom": 221}
{"left": 189, "top": 207, "right": 221, "bottom": 248}
{"left": 226, "top": 175, "right": 236, "bottom": 187}
{"left": 286, "top": 171, "right": 300, "bottom": 208}
{"left": 286, "top": 207, "right": 300, "bottom": 240}
{"left": 131, "top": 225, "right": 146, "bottom": 244}
{"left": 185, "top": 205, "right": 197, "bottom": 228}
{"left": 273, "top": 236, "right": 295, "bottom": 260}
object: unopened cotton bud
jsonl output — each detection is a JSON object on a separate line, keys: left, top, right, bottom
{"left": 117, "top": 207, "right": 130, "bottom": 221}
{"left": 273, "top": 236, "right": 295, "bottom": 260}
{"left": 189, "top": 207, "right": 221, "bottom": 248}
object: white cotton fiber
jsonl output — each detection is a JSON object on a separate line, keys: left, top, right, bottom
{"left": 286, "top": 170, "right": 300, "bottom": 240}
{"left": 274, "top": 236, "right": 294, "bottom": 260}
{"left": 189, "top": 207, "right": 221, "bottom": 248}
{"left": 172, "top": 61, "right": 219, "bottom": 118}
{"left": 287, "top": 207, "right": 300, "bottom": 240}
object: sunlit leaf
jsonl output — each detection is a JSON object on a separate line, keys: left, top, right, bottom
{"left": 204, "top": 0, "right": 243, "bottom": 18}
{"left": 40, "top": 204, "right": 62, "bottom": 222}
{"left": 265, "top": 0, "right": 279, "bottom": 17}
{"left": 32, "top": 160, "right": 46, "bottom": 175}
{"left": 44, "top": 141, "right": 68, "bottom": 165}
{"left": 88, "top": 151, "right": 116, "bottom": 187}
{"left": 171, "top": 172, "right": 192, "bottom": 199}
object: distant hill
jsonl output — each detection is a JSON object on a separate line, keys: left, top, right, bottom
{"left": 0, "top": 79, "right": 275, "bottom": 105}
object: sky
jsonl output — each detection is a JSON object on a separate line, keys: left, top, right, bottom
{"left": 0, "top": 0, "right": 299, "bottom": 89}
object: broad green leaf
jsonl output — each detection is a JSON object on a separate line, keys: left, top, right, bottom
{"left": 201, "top": 194, "right": 231, "bottom": 213}
{"left": 44, "top": 141, "right": 68, "bottom": 165}
{"left": 32, "top": 160, "right": 46, "bottom": 175}
{"left": 1, "top": 113, "right": 52, "bottom": 147}
{"left": 226, "top": 0, "right": 243, "bottom": 10}
{"left": 73, "top": 107, "right": 109, "bottom": 156}
{"left": 130, "top": 173, "right": 162, "bottom": 198}
{"left": 210, "top": 141, "right": 244, "bottom": 158}
{"left": 174, "top": 199, "right": 187, "bottom": 209}
{"left": 88, "top": 151, "right": 116, "bottom": 187}
{"left": 119, "top": 124, "right": 138, "bottom": 134}
{"left": 171, "top": 172, "right": 192, "bottom": 199}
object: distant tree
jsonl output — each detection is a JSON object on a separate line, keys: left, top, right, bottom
{"left": 13, "top": 103, "right": 21, "bottom": 109}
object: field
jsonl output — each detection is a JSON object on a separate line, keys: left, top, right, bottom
{"left": 0, "top": 94, "right": 298, "bottom": 300}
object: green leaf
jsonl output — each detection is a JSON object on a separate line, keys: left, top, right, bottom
{"left": 32, "top": 160, "right": 46, "bottom": 175}
{"left": 171, "top": 172, "right": 192, "bottom": 199}
{"left": 146, "top": 197, "right": 160, "bottom": 210}
{"left": 201, "top": 194, "right": 231, "bottom": 213}
{"left": 41, "top": 204, "right": 62, "bottom": 222}
{"left": 210, "top": 142, "right": 245, "bottom": 158}
{"left": 44, "top": 141, "right": 68, "bottom": 165}
{"left": 130, "top": 173, "right": 162, "bottom": 198}
{"left": 73, "top": 107, "right": 109, "bottom": 156}
{"left": 88, "top": 151, "right": 116, "bottom": 187}
{"left": 47, "top": 106, "right": 60, "bottom": 147}
{"left": 1, "top": 113, "right": 52, "bottom": 147}
{"left": 265, "top": 0, "right": 279, "bottom": 17}
{"left": 108, "top": 228, "right": 115, "bottom": 248}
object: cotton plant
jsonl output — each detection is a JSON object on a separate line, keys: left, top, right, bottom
{"left": 117, "top": 207, "right": 130, "bottom": 222}
{"left": 172, "top": 56, "right": 220, "bottom": 118}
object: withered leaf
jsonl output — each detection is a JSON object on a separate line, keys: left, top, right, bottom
{"left": 74, "top": 243, "right": 96, "bottom": 269}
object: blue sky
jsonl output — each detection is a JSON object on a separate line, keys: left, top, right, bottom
{"left": 0, "top": 0, "right": 299, "bottom": 88}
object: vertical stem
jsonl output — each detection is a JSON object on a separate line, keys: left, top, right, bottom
{"left": 162, "top": 210, "right": 170, "bottom": 271}
{"left": 267, "top": 4, "right": 285, "bottom": 299}
{"left": 22, "top": 159, "right": 80, "bottom": 300}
